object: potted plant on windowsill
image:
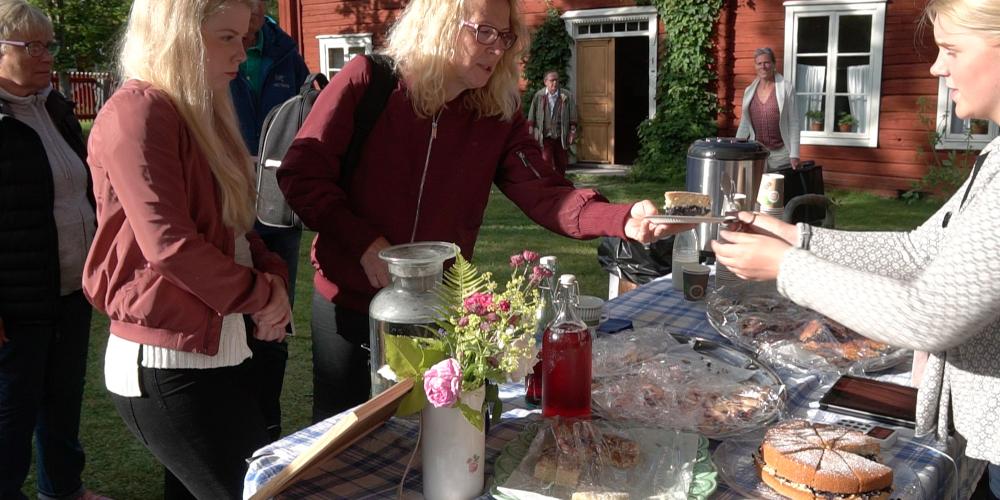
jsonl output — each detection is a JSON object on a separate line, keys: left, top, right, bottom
{"left": 805, "top": 110, "right": 824, "bottom": 131}
{"left": 837, "top": 113, "right": 857, "bottom": 133}
{"left": 970, "top": 119, "right": 989, "bottom": 135}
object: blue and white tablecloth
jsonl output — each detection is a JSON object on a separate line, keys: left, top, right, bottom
{"left": 244, "top": 276, "right": 985, "bottom": 499}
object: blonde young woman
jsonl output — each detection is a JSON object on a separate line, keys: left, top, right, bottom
{"left": 715, "top": 0, "right": 1000, "bottom": 495}
{"left": 83, "top": 0, "right": 290, "bottom": 497}
{"left": 277, "top": 0, "right": 685, "bottom": 422}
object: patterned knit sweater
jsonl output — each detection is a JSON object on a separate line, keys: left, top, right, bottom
{"left": 777, "top": 137, "right": 1000, "bottom": 464}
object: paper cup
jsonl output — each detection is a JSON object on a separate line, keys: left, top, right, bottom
{"left": 683, "top": 264, "right": 711, "bottom": 301}
{"left": 758, "top": 173, "right": 785, "bottom": 209}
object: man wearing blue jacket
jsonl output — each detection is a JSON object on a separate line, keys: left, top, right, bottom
{"left": 231, "top": 1, "right": 309, "bottom": 441}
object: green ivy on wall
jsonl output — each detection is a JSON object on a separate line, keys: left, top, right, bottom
{"left": 522, "top": 8, "right": 573, "bottom": 111}
{"left": 633, "top": 0, "right": 724, "bottom": 182}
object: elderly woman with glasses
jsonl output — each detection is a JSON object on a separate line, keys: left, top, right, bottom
{"left": 0, "top": 1, "right": 106, "bottom": 500}
{"left": 278, "top": 0, "right": 688, "bottom": 421}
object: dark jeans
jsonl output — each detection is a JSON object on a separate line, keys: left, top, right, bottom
{"left": 0, "top": 292, "right": 91, "bottom": 500}
{"left": 111, "top": 362, "right": 268, "bottom": 500}
{"left": 250, "top": 221, "right": 300, "bottom": 440}
{"left": 245, "top": 319, "right": 288, "bottom": 441}
{"left": 311, "top": 292, "right": 370, "bottom": 423}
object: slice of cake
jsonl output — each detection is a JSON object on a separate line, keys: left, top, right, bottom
{"left": 663, "top": 191, "right": 711, "bottom": 216}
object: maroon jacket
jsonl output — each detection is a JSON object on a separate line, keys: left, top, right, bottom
{"left": 84, "top": 80, "right": 288, "bottom": 354}
{"left": 278, "top": 57, "right": 630, "bottom": 312}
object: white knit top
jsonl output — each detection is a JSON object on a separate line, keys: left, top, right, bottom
{"left": 105, "top": 234, "right": 254, "bottom": 397}
{"left": 778, "top": 137, "right": 1000, "bottom": 463}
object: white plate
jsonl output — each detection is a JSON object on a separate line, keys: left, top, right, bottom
{"left": 645, "top": 215, "right": 733, "bottom": 225}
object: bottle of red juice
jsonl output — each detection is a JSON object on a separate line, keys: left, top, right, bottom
{"left": 541, "top": 274, "right": 591, "bottom": 418}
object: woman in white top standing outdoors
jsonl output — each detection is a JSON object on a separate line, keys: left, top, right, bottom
{"left": 736, "top": 47, "right": 801, "bottom": 173}
{"left": 715, "top": 0, "right": 1000, "bottom": 496}
{"left": 82, "top": 0, "right": 290, "bottom": 498}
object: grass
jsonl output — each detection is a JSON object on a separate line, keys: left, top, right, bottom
{"left": 25, "top": 177, "right": 943, "bottom": 498}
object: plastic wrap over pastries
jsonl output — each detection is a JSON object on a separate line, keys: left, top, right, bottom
{"left": 706, "top": 284, "right": 909, "bottom": 374}
{"left": 496, "top": 418, "right": 699, "bottom": 499}
{"left": 591, "top": 328, "right": 785, "bottom": 439}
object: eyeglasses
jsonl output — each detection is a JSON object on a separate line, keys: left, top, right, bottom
{"left": 0, "top": 39, "right": 60, "bottom": 57}
{"left": 460, "top": 21, "right": 517, "bottom": 50}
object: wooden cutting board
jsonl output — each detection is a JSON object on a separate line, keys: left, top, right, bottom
{"left": 250, "top": 378, "right": 415, "bottom": 499}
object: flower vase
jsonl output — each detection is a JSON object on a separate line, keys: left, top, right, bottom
{"left": 421, "top": 404, "right": 485, "bottom": 500}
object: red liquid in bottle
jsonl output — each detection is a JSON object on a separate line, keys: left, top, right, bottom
{"left": 524, "top": 355, "right": 543, "bottom": 406}
{"left": 541, "top": 322, "right": 592, "bottom": 418}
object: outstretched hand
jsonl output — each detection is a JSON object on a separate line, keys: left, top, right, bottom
{"left": 726, "top": 211, "right": 798, "bottom": 245}
{"left": 711, "top": 228, "right": 793, "bottom": 281}
{"left": 623, "top": 200, "right": 695, "bottom": 244}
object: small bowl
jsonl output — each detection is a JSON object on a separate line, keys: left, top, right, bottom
{"left": 577, "top": 295, "right": 606, "bottom": 325}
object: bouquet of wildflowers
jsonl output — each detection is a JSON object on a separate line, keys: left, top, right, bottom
{"left": 379, "top": 249, "right": 552, "bottom": 430}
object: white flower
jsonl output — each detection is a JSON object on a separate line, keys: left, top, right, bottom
{"left": 507, "top": 335, "right": 536, "bottom": 382}
{"left": 377, "top": 364, "right": 398, "bottom": 382}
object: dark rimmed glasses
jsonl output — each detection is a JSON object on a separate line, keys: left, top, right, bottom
{"left": 0, "top": 39, "right": 60, "bottom": 57}
{"left": 460, "top": 21, "right": 517, "bottom": 50}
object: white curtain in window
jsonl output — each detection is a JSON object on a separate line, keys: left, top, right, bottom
{"left": 796, "top": 64, "right": 826, "bottom": 130}
{"left": 847, "top": 65, "right": 870, "bottom": 133}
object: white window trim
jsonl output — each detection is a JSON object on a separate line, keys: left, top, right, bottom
{"left": 935, "top": 78, "right": 997, "bottom": 149}
{"left": 783, "top": 0, "right": 886, "bottom": 148}
{"left": 316, "top": 33, "right": 373, "bottom": 77}
{"left": 561, "top": 7, "right": 658, "bottom": 120}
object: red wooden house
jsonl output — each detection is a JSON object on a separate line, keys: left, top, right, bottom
{"left": 277, "top": 0, "right": 986, "bottom": 193}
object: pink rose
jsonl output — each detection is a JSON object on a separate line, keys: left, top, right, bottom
{"left": 530, "top": 265, "right": 553, "bottom": 285}
{"left": 509, "top": 254, "right": 525, "bottom": 268}
{"left": 463, "top": 292, "right": 493, "bottom": 316}
{"left": 458, "top": 315, "right": 470, "bottom": 327}
{"left": 522, "top": 250, "right": 540, "bottom": 263}
{"left": 485, "top": 312, "right": 499, "bottom": 323}
{"left": 424, "top": 358, "right": 462, "bottom": 408}
{"left": 498, "top": 300, "right": 511, "bottom": 312}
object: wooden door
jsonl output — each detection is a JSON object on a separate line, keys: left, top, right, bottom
{"left": 576, "top": 39, "right": 615, "bottom": 163}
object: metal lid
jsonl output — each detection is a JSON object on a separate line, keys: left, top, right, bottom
{"left": 687, "top": 137, "right": 770, "bottom": 160}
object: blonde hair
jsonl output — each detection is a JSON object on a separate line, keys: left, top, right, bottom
{"left": 0, "top": 0, "right": 53, "bottom": 52}
{"left": 118, "top": 0, "right": 256, "bottom": 232}
{"left": 383, "top": 0, "right": 527, "bottom": 120}
{"left": 924, "top": 0, "right": 1000, "bottom": 41}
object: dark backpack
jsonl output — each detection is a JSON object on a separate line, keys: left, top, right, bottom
{"left": 255, "top": 54, "right": 398, "bottom": 228}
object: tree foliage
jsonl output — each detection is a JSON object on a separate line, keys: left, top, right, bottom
{"left": 521, "top": 7, "right": 572, "bottom": 111}
{"left": 28, "top": 0, "right": 130, "bottom": 70}
{"left": 633, "top": 0, "right": 723, "bottom": 182}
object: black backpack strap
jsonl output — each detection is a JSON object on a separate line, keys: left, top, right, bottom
{"left": 340, "top": 54, "right": 398, "bottom": 187}
{"left": 299, "top": 73, "right": 328, "bottom": 95}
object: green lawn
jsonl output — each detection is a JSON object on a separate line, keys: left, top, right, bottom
{"left": 32, "top": 178, "right": 943, "bottom": 499}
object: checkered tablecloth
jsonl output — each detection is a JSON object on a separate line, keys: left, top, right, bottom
{"left": 244, "top": 276, "right": 985, "bottom": 499}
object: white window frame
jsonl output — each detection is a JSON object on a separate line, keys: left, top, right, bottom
{"left": 561, "top": 7, "right": 658, "bottom": 120}
{"left": 784, "top": 0, "right": 886, "bottom": 148}
{"left": 935, "top": 78, "right": 997, "bottom": 149}
{"left": 316, "top": 34, "right": 373, "bottom": 78}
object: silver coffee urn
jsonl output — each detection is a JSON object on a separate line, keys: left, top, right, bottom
{"left": 685, "top": 138, "right": 769, "bottom": 252}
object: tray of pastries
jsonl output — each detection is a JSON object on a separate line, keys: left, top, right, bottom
{"left": 493, "top": 418, "right": 715, "bottom": 500}
{"left": 591, "top": 329, "right": 786, "bottom": 439}
{"left": 706, "top": 286, "right": 910, "bottom": 375}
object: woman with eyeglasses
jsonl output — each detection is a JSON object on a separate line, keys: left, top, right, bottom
{"left": 0, "top": 1, "right": 108, "bottom": 500}
{"left": 277, "top": 0, "right": 688, "bottom": 422}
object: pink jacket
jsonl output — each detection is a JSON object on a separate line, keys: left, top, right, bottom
{"left": 278, "top": 56, "right": 631, "bottom": 312}
{"left": 83, "top": 80, "right": 288, "bottom": 355}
